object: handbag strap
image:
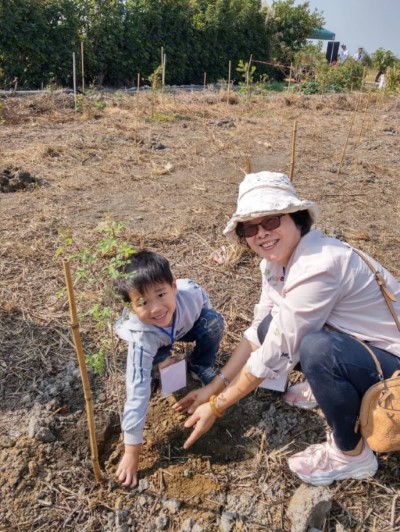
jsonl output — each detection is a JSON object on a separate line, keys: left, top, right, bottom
{"left": 353, "top": 336, "right": 385, "bottom": 383}
{"left": 352, "top": 247, "right": 400, "bottom": 382}
{"left": 353, "top": 248, "right": 400, "bottom": 332}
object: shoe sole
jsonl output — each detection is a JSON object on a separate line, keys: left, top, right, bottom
{"left": 289, "top": 457, "right": 378, "bottom": 486}
{"left": 283, "top": 398, "right": 318, "bottom": 410}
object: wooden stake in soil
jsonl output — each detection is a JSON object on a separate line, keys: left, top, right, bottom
{"left": 80, "top": 41, "right": 85, "bottom": 93}
{"left": 202, "top": 72, "right": 207, "bottom": 120}
{"left": 289, "top": 120, "right": 297, "bottom": 181}
{"left": 337, "top": 92, "right": 363, "bottom": 176}
{"left": 368, "top": 89, "right": 385, "bottom": 136}
{"left": 246, "top": 54, "right": 253, "bottom": 104}
{"left": 72, "top": 52, "right": 77, "bottom": 111}
{"left": 244, "top": 156, "right": 252, "bottom": 174}
{"left": 135, "top": 73, "right": 140, "bottom": 146}
{"left": 63, "top": 259, "right": 102, "bottom": 482}
{"left": 288, "top": 62, "right": 293, "bottom": 91}
{"left": 227, "top": 60, "right": 232, "bottom": 104}
{"left": 357, "top": 91, "right": 371, "bottom": 145}
{"left": 162, "top": 53, "right": 166, "bottom": 89}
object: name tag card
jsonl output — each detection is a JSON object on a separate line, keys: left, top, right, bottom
{"left": 259, "top": 371, "right": 289, "bottom": 392}
{"left": 159, "top": 357, "right": 187, "bottom": 396}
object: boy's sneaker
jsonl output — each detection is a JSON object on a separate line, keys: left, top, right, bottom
{"left": 288, "top": 435, "right": 378, "bottom": 486}
{"left": 282, "top": 381, "right": 318, "bottom": 409}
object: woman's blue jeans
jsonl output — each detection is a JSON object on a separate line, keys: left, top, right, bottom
{"left": 300, "top": 329, "right": 400, "bottom": 451}
{"left": 153, "top": 308, "right": 224, "bottom": 384}
{"left": 257, "top": 315, "right": 400, "bottom": 451}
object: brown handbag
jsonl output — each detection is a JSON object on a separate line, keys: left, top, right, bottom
{"left": 352, "top": 249, "right": 400, "bottom": 453}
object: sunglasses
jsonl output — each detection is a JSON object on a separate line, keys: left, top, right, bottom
{"left": 238, "top": 215, "right": 284, "bottom": 238}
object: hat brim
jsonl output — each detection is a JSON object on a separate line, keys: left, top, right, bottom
{"left": 223, "top": 202, "right": 319, "bottom": 244}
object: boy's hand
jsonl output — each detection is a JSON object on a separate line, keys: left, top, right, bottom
{"left": 116, "top": 444, "right": 142, "bottom": 488}
{"left": 182, "top": 403, "right": 217, "bottom": 449}
{"left": 172, "top": 386, "right": 212, "bottom": 414}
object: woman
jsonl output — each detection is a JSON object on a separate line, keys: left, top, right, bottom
{"left": 173, "top": 171, "right": 400, "bottom": 486}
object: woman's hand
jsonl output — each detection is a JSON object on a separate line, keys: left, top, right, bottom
{"left": 182, "top": 403, "right": 218, "bottom": 449}
{"left": 172, "top": 386, "right": 213, "bottom": 414}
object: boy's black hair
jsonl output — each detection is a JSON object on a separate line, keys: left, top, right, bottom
{"left": 235, "top": 209, "right": 312, "bottom": 245}
{"left": 114, "top": 250, "right": 174, "bottom": 303}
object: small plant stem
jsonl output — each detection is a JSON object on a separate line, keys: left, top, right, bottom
{"left": 63, "top": 258, "right": 102, "bottom": 483}
{"left": 289, "top": 120, "right": 297, "bottom": 181}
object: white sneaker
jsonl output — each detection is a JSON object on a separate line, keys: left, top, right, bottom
{"left": 288, "top": 435, "right": 378, "bottom": 486}
{"left": 282, "top": 381, "right": 318, "bottom": 409}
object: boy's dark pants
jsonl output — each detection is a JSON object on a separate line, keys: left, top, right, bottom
{"left": 153, "top": 308, "right": 224, "bottom": 384}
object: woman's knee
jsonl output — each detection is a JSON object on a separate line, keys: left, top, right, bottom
{"left": 299, "top": 330, "right": 334, "bottom": 373}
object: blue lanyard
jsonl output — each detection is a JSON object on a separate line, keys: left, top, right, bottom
{"left": 154, "top": 312, "right": 176, "bottom": 344}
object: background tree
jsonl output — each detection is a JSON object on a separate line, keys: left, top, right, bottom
{"left": 371, "top": 48, "right": 399, "bottom": 73}
{"left": 0, "top": 0, "right": 323, "bottom": 88}
{"left": 265, "top": 0, "right": 324, "bottom": 80}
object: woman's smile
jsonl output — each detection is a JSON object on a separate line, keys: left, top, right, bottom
{"left": 245, "top": 214, "right": 301, "bottom": 267}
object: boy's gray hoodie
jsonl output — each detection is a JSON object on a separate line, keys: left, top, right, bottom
{"left": 115, "top": 279, "right": 211, "bottom": 445}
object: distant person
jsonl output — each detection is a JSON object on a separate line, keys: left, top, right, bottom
{"left": 113, "top": 250, "right": 224, "bottom": 487}
{"left": 175, "top": 171, "right": 400, "bottom": 486}
{"left": 339, "top": 44, "right": 349, "bottom": 63}
{"left": 353, "top": 47, "right": 365, "bottom": 61}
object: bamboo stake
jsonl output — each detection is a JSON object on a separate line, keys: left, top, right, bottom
{"left": 337, "top": 92, "right": 363, "bottom": 176}
{"left": 227, "top": 60, "right": 231, "bottom": 104}
{"left": 63, "top": 259, "right": 102, "bottom": 482}
{"left": 244, "top": 156, "right": 252, "bottom": 174}
{"left": 162, "top": 53, "right": 166, "bottom": 89}
{"left": 288, "top": 62, "right": 293, "bottom": 91}
{"left": 72, "top": 52, "right": 77, "bottom": 111}
{"left": 369, "top": 89, "right": 385, "bottom": 136}
{"left": 289, "top": 120, "right": 297, "bottom": 181}
{"left": 246, "top": 54, "right": 253, "bottom": 105}
{"left": 81, "top": 41, "right": 85, "bottom": 93}
{"left": 356, "top": 91, "right": 371, "bottom": 145}
{"left": 361, "top": 66, "right": 366, "bottom": 91}
{"left": 202, "top": 72, "right": 207, "bottom": 120}
{"left": 135, "top": 73, "right": 140, "bottom": 146}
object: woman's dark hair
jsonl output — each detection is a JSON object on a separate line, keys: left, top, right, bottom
{"left": 235, "top": 209, "right": 313, "bottom": 245}
{"left": 114, "top": 250, "right": 174, "bottom": 303}
{"left": 288, "top": 210, "right": 313, "bottom": 236}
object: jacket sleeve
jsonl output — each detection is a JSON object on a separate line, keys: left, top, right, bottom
{"left": 198, "top": 282, "right": 212, "bottom": 310}
{"left": 243, "top": 261, "right": 274, "bottom": 347}
{"left": 122, "top": 333, "right": 159, "bottom": 445}
{"left": 247, "top": 267, "right": 341, "bottom": 379}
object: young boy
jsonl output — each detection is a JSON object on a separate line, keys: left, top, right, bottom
{"left": 113, "top": 250, "right": 224, "bottom": 488}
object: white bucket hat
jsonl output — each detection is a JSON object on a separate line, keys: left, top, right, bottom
{"left": 223, "top": 171, "right": 319, "bottom": 244}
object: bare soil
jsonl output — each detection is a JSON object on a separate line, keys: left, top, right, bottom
{"left": 0, "top": 89, "right": 399, "bottom": 531}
